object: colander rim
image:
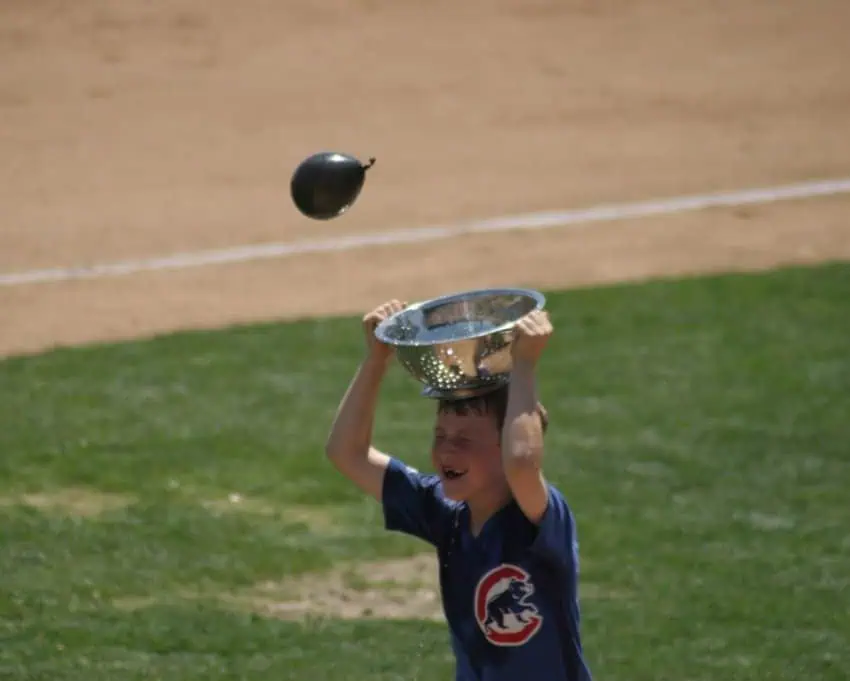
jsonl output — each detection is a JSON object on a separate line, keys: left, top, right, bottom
{"left": 373, "top": 287, "right": 546, "bottom": 348}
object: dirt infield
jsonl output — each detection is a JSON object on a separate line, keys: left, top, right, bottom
{"left": 2, "top": 0, "right": 849, "bottom": 357}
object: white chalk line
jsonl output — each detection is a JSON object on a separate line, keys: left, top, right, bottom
{"left": 2, "top": 177, "right": 850, "bottom": 288}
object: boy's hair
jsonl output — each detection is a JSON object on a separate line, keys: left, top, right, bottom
{"left": 436, "top": 384, "right": 549, "bottom": 435}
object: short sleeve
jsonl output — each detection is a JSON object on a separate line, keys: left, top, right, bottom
{"left": 530, "top": 484, "right": 580, "bottom": 571}
{"left": 382, "top": 457, "right": 454, "bottom": 548}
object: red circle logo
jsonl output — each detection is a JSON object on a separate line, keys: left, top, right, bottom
{"left": 474, "top": 564, "right": 543, "bottom": 646}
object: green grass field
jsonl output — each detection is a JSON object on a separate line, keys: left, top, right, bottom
{"left": 1, "top": 263, "right": 848, "bottom": 681}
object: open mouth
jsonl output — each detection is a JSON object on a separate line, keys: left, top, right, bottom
{"left": 441, "top": 466, "right": 467, "bottom": 481}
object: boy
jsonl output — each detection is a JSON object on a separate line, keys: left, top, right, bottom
{"left": 325, "top": 299, "right": 592, "bottom": 681}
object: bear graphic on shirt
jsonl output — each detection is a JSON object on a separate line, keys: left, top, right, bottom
{"left": 474, "top": 564, "right": 544, "bottom": 646}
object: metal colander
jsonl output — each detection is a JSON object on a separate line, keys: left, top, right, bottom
{"left": 374, "top": 288, "right": 545, "bottom": 399}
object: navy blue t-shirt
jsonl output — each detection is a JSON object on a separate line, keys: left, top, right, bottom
{"left": 382, "top": 458, "right": 592, "bottom": 681}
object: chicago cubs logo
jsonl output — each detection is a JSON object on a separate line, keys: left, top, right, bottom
{"left": 474, "top": 564, "right": 543, "bottom": 646}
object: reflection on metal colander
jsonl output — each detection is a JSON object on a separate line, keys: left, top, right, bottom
{"left": 374, "top": 288, "right": 545, "bottom": 399}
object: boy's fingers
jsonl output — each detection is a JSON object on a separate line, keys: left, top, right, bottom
{"left": 384, "top": 299, "right": 403, "bottom": 313}
{"left": 516, "top": 314, "right": 553, "bottom": 337}
{"left": 532, "top": 311, "right": 553, "bottom": 334}
{"left": 525, "top": 316, "right": 544, "bottom": 334}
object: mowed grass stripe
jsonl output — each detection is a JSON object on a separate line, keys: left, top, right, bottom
{"left": 1, "top": 262, "right": 848, "bottom": 681}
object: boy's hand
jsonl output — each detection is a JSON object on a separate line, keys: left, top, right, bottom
{"left": 511, "top": 309, "right": 553, "bottom": 367}
{"left": 362, "top": 299, "right": 407, "bottom": 362}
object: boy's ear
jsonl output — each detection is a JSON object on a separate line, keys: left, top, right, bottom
{"left": 537, "top": 402, "right": 549, "bottom": 434}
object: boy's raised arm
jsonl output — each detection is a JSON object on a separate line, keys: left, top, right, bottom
{"left": 325, "top": 300, "right": 406, "bottom": 502}
{"left": 501, "top": 310, "right": 553, "bottom": 524}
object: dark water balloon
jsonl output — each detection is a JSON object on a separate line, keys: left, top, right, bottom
{"left": 290, "top": 152, "right": 375, "bottom": 220}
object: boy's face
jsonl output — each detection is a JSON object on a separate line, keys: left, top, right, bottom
{"left": 431, "top": 407, "right": 505, "bottom": 502}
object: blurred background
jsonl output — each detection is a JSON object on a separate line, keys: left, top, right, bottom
{"left": 1, "top": 0, "right": 848, "bottom": 354}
